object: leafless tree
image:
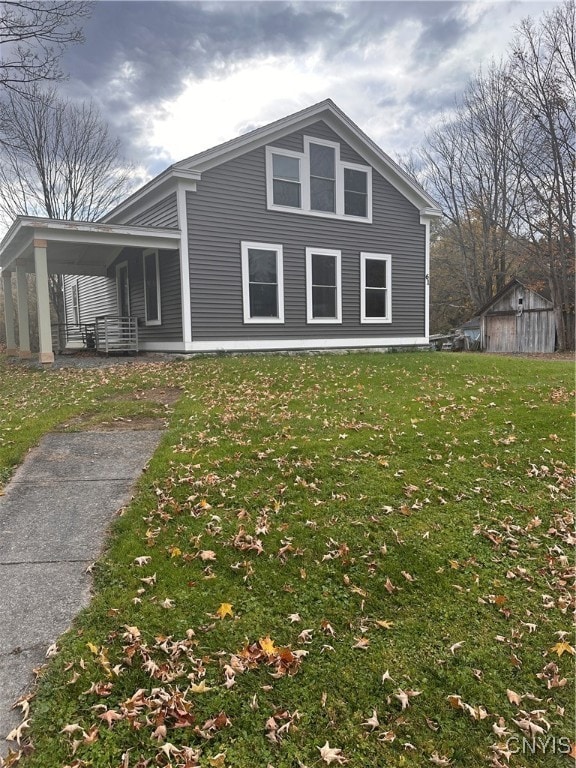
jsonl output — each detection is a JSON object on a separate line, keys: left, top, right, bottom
{"left": 0, "top": 85, "right": 136, "bottom": 329}
{"left": 423, "top": 64, "right": 526, "bottom": 310}
{"left": 505, "top": 0, "right": 575, "bottom": 350}
{"left": 420, "top": 1, "right": 575, "bottom": 350}
{"left": 0, "top": 1, "right": 90, "bottom": 92}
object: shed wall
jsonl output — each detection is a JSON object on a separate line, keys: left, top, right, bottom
{"left": 482, "top": 284, "right": 555, "bottom": 353}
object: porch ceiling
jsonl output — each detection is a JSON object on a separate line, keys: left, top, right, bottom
{"left": 0, "top": 216, "right": 181, "bottom": 276}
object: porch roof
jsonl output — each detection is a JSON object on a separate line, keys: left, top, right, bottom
{"left": 0, "top": 216, "right": 181, "bottom": 276}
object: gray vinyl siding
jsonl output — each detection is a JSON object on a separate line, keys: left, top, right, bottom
{"left": 187, "top": 120, "right": 425, "bottom": 342}
{"left": 64, "top": 275, "right": 116, "bottom": 324}
{"left": 125, "top": 193, "right": 179, "bottom": 228}
{"left": 107, "top": 248, "right": 183, "bottom": 342}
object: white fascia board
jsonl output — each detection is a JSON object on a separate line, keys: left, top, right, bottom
{"left": 183, "top": 336, "right": 429, "bottom": 353}
{"left": 31, "top": 225, "right": 180, "bottom": 251}
{"left": 321, "top": 113, "right": 442, "bottom": 216}
{"left": 183, "top": 113, "right": 329, "bottom": 174}
{"left": 173, "top": 99, "right": 441, "bottom": 217}
{"left": 0, "top": 231, "right": 33, "bottom": 271}
{"left": 100, "top": 168, "right": 200, "bottom": 223}
{"left": 13, "top": 216, "right": 181, "bottom": 240}
{"left": 175, "top": 100, "right": 336, "bottom": 172}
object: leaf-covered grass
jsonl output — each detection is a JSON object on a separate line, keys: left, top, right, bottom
{"left": 0, "top": 352, "right": 574, "bottom": 768}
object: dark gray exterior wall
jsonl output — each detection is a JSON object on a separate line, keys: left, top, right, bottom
{"left": 107, "top": 248, "right": 183, "bottom": 342}
{"left": 187, "top": 120, "right": 426, "bottom": 342}
{"left": 125, "top": 193, "right": 179, "bottom": 229}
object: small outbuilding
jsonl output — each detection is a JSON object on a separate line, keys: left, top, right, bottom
{"left": 479, "top": 279, "right": 555, "bottom": 354}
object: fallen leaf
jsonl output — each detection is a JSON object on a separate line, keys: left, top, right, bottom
{"left": 362, "top": 709, "right": 380, "bottom": 731}
{"left": 374, "top": 619, "right": 394, "bottom": 630}
{"left": 550, "top": 641, "right": 575, "bottom": 657}
{"left": 259, "top": 636, "right": 278, "bottom": 655}
{"left": 216, "top": 602, "right": 234, "bottom": 619}
{"left": 318, "top": 741, "right": 348, "bottom": 764}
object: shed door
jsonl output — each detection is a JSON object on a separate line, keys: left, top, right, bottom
{"left": 486, "top": 315, "right": 516, "bottom": 352}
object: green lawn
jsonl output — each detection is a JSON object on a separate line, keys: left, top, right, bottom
{"left": 0, "top": 352, "right": 574, "bottom": 768}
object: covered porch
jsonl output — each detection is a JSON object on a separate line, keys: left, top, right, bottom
{"left": 0, "top": 217, "right": 181, "bottom": 363}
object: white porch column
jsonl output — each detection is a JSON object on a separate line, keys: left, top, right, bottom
{"left": 15, "top": 264, "right": 31, "bottom": 358}
{"left": 2, "top": 270, "right": 17, "bottom": 355}
{"left": 34, "top": 239, "right": 54, "bottom": 364}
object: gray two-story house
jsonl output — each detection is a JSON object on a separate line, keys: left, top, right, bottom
{"left": 0, "top": 100, "right": 441, "bottom": 362}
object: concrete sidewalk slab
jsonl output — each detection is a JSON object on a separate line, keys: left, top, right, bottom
{"left": 0, "top": 480, "right": 135, "bottom": 562}
{"left": 10, "top": 431, "right": 162, "bottom": 483}
{"left": 0, "top": 430, "right": 163, "bottom": 757}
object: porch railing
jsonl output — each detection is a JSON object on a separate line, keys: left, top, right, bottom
{"left": 51, "top": 322, "right": 96, "bottom": 353}
{"left": 95, "top": 315, "right": 139, "bottom": 354}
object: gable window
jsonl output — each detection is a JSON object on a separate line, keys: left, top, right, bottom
{"left": 309, "top": 143, "right": 336, "bottom": 213}
{"left": 360, "top": 252, "right": 391, "bottom": 323}
{"left": 344, "top": 166, "right": 368, "bottom": 218}
{"left": 143, "top": 249, "right": 161, "bottom": 325}
{"left": 271, "top": 151, "right": 301, "bottom": 208}
{"left": 306, "top": 248, "right": 341, "bottom": 323}
{"left": 241, "top": 241, "right": 284, "bottom": 323}
{"left": 265, "top": 138, "right": 372, "bottom": 222}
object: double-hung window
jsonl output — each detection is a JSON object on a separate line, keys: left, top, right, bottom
{"left": 306, "top": 248, "right": 341, "bottom": 323}
{"left": 344, "top": 166, "right": 368, "bottom": 218}
{"left": 143, "top": 249, "right": 161, "bottom": 325}
{"left": 266, "top": 138, "right": 372, "bottom": 222}
{"left": 271, "top": 151, "right": 301, "bottom": 208}
{"left": 360, "top": 252, "right": 392, "bottom": 323}
{"left": 309, "top": 143, "right": 336, "bottom": 213}
{"left": 241, "top": 241, "right": 284, "bottom": 323}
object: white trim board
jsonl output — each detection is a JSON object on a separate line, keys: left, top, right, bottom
{"left": 137, "top": 337, "right": 428, "bottom": 354}
{"left": 177, "top": 336, "right": 428, "bottom": 353}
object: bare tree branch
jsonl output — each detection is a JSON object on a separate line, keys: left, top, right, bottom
{"left": 0, "top": 1, "right": 90, "bottom": 91}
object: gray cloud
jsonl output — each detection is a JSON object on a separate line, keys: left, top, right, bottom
{"left": 59, "top": 1, "right": 549, "bottom": 171}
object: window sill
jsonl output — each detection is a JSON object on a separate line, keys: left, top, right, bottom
{"left": 361, "top": 317, "right": 392, "bottom": 324}
{"left": 307, "top": 318, "right": 342, "bottom": 324}
{"left": 243, "top": 317, "right": 285, "bottom": 324}
{"left": 267, "top": 203, "right": 372, "bottom": 224}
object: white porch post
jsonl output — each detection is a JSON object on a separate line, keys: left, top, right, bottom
{"left": 2, "top": 270, "right": 17, "bottom": 355}
{"left": 15, "top": 264, "right": 31, "bottom": 358}
{"left": 34, "top": 239, "right": 54, "bottom": 364}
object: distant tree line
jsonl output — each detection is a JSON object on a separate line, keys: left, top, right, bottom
{"left": 420, "top": 0, "right": 574, "bottom": 350}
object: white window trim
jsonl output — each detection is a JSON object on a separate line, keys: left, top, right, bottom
{"left": 241, "top": 241, "right": 285, "bottom": 324}
{"left": 265, "top": 138, "right": 372, "bottom": 223}
{"left": 360, "top": 252, "right": 392, "bottom": 324}
{"left": 340, "top": 161, "right": 372, "bottom": 221}
{"left": 143, "top": 248, "right": 162, "bottom": 326}
{"left": 305, "top": 247, "right": 342, "bottom": 324}
{"left": 116, "top": 260, "right": 130, "bottom": 316}
{"left": 265, "top": 147, "right": 303, "bottom": 213}
{"left": 303, "top": 136, "right": 340, "bottom": 214}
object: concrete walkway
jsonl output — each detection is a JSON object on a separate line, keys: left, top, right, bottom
{"left": 0, "top": 430, "right": 163, "bottom": 757}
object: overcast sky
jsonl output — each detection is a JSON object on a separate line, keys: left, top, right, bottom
{"left": 61, "top": 1, "right": 555, "bottom": 179}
